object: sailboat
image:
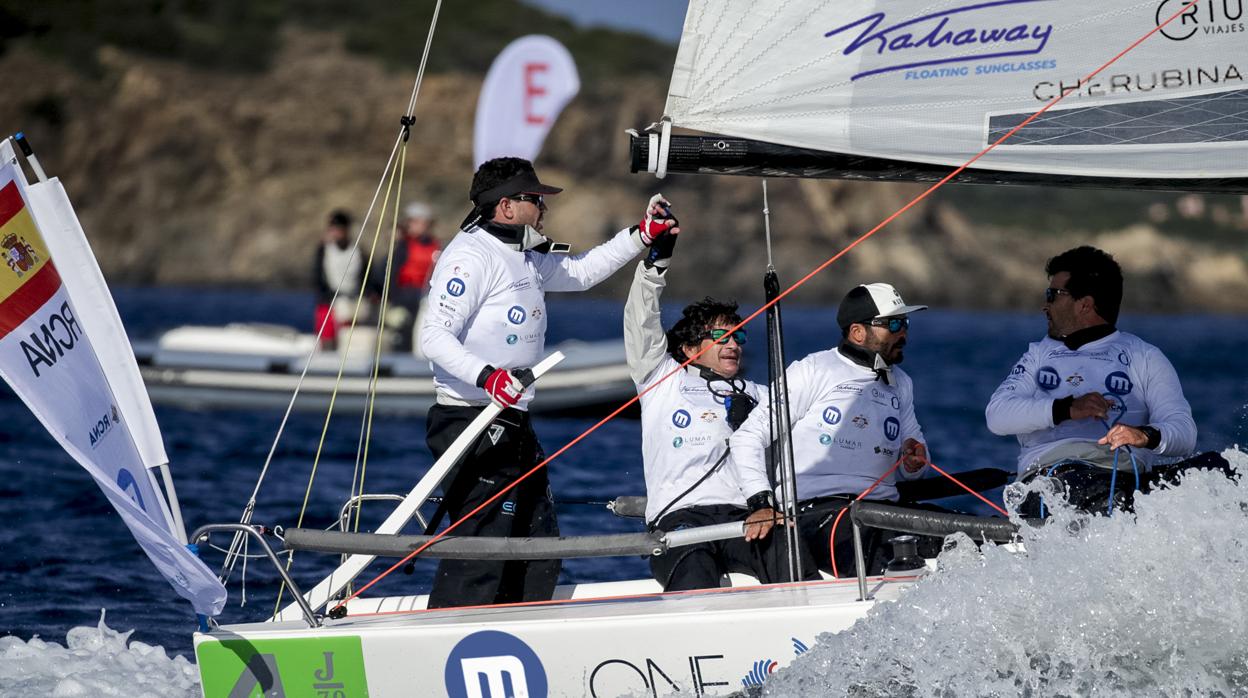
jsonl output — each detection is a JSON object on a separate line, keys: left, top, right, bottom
{"left": 3, "top": 1, "right": 1245, "bottom": 696}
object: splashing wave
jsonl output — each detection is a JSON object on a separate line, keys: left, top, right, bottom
{"left": 765, "top": 448, "right": 1248, "bottom": 697}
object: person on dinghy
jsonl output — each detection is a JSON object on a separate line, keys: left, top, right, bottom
{"left": 374, "top": 201, "right": 440, "bottom": 353}
{"left": 313, "top": 209, "right": 370, "bottom": 350}
{"left": 623, "top": 205, "right": 815, "bottom": 591}
{"left": 729, "top": 283, "right": 933, "bottom": 577}
{"left": 986, "top": 246, "right": 1198, "bottom": 515}
{"left": 418, "top": 156, "right": 674, "bottom": 608}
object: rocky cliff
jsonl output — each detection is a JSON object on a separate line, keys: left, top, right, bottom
{"left": 3, "top": 29, "right": 1246, "bottom": 314}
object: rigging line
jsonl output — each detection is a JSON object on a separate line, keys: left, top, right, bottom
{"left": 334, "top": 1, "right": 1197, "bottom": 610}
{"left": 220, "top": 127, "right": 406, "bottom": 581}
{"left": 404, "top": 0, "right": 443, "bottom": 119}
{"left": 227, "top": 0, "right": 443, "bottom": 579}
{"left": 354, "top": 149, "right": 409, "bottom": 535}
{"left": 925, "top": 462, "right": 1010, "bottom": 518}
{"left": 273, "top": 154, "right": 405, "bottom": 616}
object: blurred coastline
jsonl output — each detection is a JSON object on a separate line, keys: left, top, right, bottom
{"left": 1, "top": 1, "right": 1245, "bottom": 313}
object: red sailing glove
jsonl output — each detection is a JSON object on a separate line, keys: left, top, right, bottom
{"left": 636, "top": 193, "right": 679, "bottom": 246}
{"left": 477, "top": 366, "right": 533, "bottom": 408}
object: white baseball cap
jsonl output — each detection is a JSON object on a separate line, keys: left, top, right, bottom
{"left": 837, "top": 283, "right": 928, "bottom": 329}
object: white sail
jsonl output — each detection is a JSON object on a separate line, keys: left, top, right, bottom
{"left": 0, "top": 139, "right": 15, "bottom": 170}
{"left": 24, "top": 176, "right": 185, "bottom": 539}
{"left": 474, "top": 35, "right": 580, "bottom": 167}
{"left": 665, "top": 0, "right": 1248, "bottom": 178}
{"left": 0, "top": 162, "right": 224, "bottom": 616}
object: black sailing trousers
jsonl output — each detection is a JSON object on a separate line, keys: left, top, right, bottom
{"left": 650, "top": 504, "right": 820, "bottom": 591}
{"left": 424, "top": 404, "right": 561, "bottom": 609}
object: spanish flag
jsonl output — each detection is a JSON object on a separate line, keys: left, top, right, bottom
{"left": 0, "top": 179, "right": 59, "bottom": 339}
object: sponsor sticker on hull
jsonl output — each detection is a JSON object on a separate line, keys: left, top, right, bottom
{"left": 197, "top": 636, "right": 369, "bottom": 698}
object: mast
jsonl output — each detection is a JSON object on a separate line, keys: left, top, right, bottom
{"left": 761, "top": 181, "right": 803, "bottom": 583}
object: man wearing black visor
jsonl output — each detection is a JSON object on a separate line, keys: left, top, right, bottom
{"left": 419, "top": 156, "right": 675, "bottom": 608}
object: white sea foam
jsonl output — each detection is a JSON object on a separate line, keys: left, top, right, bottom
{"left": 0, "top": 611, "right": 199, "bottom": 698}
{"left": 764, "top": 448, "right": 1248, "bottom": 697}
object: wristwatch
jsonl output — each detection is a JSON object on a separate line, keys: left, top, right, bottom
{"left": 746, "top": 491, "right": 776, "bottom": 513}
{"left": 1138, "top": 425, "right": 1161, "bottom": 449}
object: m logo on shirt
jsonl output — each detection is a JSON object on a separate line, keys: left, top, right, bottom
{"left": 447, "top": 278, "right": 466, "bottom": 297}
{"left": 1105, "top": 371, "right": 1133, "bottom": 395}
{"left": 822, "top": 406, "right": 842, "bottom": 425}
{"left": 672, "top": 409, "right": 692, "bottom": 428}
{"left": 884, "top": 416, "right": 901, "bottom": 441}
{"left": 1036, "top": 366, "right": 1060, "bottom": 391}
{"left": 507, "top": 305, "right": 526, "bottom": 324}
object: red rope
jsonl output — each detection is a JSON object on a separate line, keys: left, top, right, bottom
{"left": 828, "top": 458, "right": 905, "bottom": 579}
{"left": 826, "top": 458, "right": 1012, "bottom": 578}
{"left": 927, "top": 462, "right": 1010, "bottom": 517}
{"left": 332, "top": 0, "right": 1200, "bottom": 614}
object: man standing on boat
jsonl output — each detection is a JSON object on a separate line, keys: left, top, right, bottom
{"left": 729, "top": 283, "right": 932, "bottom": 577}
{"left": 623, "top": 211, "right": 810, "bottom": 591}
{"left": 418, "top": 156, "right": 673, "bottom": 608}
{"left": 986, "top": 246, "right": 1197, "bottom": 512}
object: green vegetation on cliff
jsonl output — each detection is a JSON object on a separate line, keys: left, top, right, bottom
{"left": 0, "top": 0, "right": 674, "bottom": 79}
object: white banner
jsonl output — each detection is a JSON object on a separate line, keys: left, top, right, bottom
{"left": 473, "top": 35, "right": 580, "bottom": 167}
{"left": 0, "top": 163, "right": 224, "bottom": 616}
{"left": 667, "top": 0, "right": 1248, "bottom": 178}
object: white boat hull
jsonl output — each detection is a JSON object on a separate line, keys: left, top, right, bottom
{"left": 133, "top": 324, "right": 635, "bottom": 415}
{"left": 195, "top": 575, "right": 916, "bottom": 697}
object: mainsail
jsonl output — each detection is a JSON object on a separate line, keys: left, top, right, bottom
{"left": 0, "top": 156, "right": 225, "bottom": 617}
{"left": 632, "top": 0, "right": 1248, "bottom": 191}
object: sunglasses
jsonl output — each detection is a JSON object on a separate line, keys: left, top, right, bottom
{"left": 1044, "top": 287, "right": 1073, "bottom": 303}
{"left": 510, "top": 194, "right": 545, "bottom": 209}
{"left": 867, "top": 317, "right": 909, "bottom": 333}
{"left": 704, "top": 328, "right": 748, "bottom": 345}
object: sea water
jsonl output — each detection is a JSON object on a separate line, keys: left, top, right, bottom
{"left": 0, "top": 612, "right": 199, "bottom": 697}
{"left": 764, "top": 450, "right": 1248, "bottom": 697}
{"left": 0, "top": 288, "right": 1245, "bottom": 696}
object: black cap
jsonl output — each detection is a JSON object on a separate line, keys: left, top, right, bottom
{"left": 469, "top": 157, "right": 563, "bottom": 206}
{"left": 836, "top": 283, "right": 928, "bottom": 329}
{"left": 328, "top": 209, "right": 352, "bottom": 228}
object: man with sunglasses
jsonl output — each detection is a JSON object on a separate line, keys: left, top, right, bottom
{"left": 729, "top": 283, "right": 932, "bottom": 577}
{"left": 986, "top": 246, "right": 1196, "bottom": 512}
{"left": 418, "top": 157, "right": 676, "bottom": 608}
{"left": 624, "top": 219, "right": 812, "bottom": 590}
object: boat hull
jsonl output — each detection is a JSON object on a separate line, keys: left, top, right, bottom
{"left": 195, "top": 576, "right": 915, "bottom": 697}
{"left": 133, "top": 325, "right": 636, "bottom": 416}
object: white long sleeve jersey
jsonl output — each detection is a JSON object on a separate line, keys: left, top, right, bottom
{"left": 624, "top": 262, "right": 766, "bottom": 523}
{"left": 419, "top": 224, "right": 642, "bottom": 409}
{"left": 730, "top": 348, "right": 928, "bottom": 502}
{"left": 985, "top": 330, "right": 1196, "bottom": 476}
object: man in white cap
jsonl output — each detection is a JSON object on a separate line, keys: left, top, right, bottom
{"left": 378, "top": 202, "right": 440, "bottom": 352}
{"left": 729, "top": 283, "right": 931, "bottom": 577}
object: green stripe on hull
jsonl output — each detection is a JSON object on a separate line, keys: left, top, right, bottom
{"left": 197, "top": 636, "right": 369, "bottom": 698}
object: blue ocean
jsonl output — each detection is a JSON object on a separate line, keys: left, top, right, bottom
{"left": 0, "top": 287, "right": 1245, "bottom": 686}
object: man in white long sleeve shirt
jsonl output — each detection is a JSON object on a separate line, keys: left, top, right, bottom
{"left": 623, "top": 209, "right": 811, "bottom": 591}
{"left": 986, "top": 246, "right": 1197, "bottom": 513}
{"left": 418, "top": 157, "right": 675, "bottom": 608}
{"left": 730, "top": 283, "right": 932, "bottom": 577}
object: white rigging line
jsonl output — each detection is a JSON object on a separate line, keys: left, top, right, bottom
{"left": 221, "top": 0, "right": 445, "bottom": 580}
